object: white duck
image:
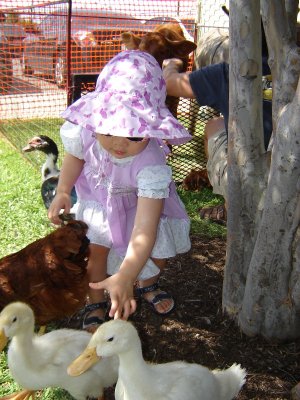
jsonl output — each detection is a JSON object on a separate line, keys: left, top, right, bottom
{"left": 68, "top": 319, "right": 246, "bottom": 400}
{"left": 0, "top": 302, "right": 118, "bottom": 400}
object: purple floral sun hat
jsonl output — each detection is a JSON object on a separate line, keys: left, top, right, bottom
{"left": 61, "top": 50, "right": 192, "bottom": 145}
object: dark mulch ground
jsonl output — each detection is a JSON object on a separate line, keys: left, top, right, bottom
{"left": 102, "top": 235, "right": 300, "bottom": 400}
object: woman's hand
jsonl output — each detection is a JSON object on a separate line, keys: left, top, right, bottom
{"left": 89, "top": 272, "right": 137, "bottom": 320}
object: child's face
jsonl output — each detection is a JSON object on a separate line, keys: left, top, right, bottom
{"left": 97, "top": 134, "right": 149, "bottom": 159}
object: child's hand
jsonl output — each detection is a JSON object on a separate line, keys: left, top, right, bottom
{"left": 48, "top": 192, "right": 72, "bottom": 225}
{"left": 89, "top": 272, "right": 137, "bottom": 320}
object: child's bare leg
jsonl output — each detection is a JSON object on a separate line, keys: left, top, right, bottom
{"left": 137, "top": 258, "right": 174, "bottom": 315}
{"left": 84, "top": 244, "right": 110, "bottom": 331}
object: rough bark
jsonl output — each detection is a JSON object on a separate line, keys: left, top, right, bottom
{"left": 284, "top": 0, "right": 298, "bottom": 39}
{"left": 223, "top": 0, "right": 267, "bottom": 315}
{"left": 223, "top": 0, "right": 300, "bottom": 340}
{"left": 239, "top": 87, "right": 300, "bottom": 340}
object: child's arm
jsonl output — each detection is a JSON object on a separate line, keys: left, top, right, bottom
{"left": 90, "top": 196, "right": 164, "bottom": 319}
{"left": 48, "top": 152, "right": 84, "bottom": 225}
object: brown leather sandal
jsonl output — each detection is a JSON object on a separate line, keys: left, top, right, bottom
{"left": 199, "top": 204, "right": 227, "bottom": 226}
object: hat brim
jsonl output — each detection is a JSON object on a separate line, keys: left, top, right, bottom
{"left": 62, "top": 90, "right": 192, "bottom": 145}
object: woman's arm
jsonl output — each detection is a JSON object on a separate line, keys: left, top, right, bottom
{"left": 48, "top": 152, "right": 84, "bottom": 224}
{"left": 90, "top": 196, "right": 163, "bottom": 319}
{"left": 162, "top": 58, "right": 195, "bottom": 98}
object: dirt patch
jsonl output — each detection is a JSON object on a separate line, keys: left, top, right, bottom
{"left": 103, "top": 235, "right": 300, "bottom": 399}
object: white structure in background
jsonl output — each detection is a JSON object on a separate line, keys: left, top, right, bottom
{"left": 197, "top": 0, "right": 229, "bottom": 33}
{"left": 75, "top": 0, "right": 197, "bottom": 19}
{"left": 1, "top": 0, "right": 197, "bottom": 19}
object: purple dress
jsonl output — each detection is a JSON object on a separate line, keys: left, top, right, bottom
{"left": 61, "top": 122, "right": 191, "bottom": 279}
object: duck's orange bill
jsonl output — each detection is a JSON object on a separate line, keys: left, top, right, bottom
{"left": 0, "top": 329, "right": 8, "bottom": 352}
{"left": 67, "top": 346, "right": 101, "bottom": 376}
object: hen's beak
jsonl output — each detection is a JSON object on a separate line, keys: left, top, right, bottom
{"left": 0, "top": 329, "right": 8, "bottom": 351}
{"left": 67, "top": 346, "right": 100, "bottom": 376}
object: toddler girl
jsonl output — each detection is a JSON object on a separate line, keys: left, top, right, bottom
{"left": 48, "top": 50, "right": 191, "bottom": 329}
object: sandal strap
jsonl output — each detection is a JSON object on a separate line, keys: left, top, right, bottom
{"left": 84, "top": 301, "right": 108, "bottom": 313}
{"left": 151, "top": 292, "right": 173, "bottom": 305}
{"left": 136, "top": 282, "right": 159, "bottom": 296}
{"left": 142, "top": 289, "right": 175, "bottom": 316}
{"left": 82, "top": 315, "right": 105, "bottom": 329}
{"left": 82, "top": 302, "right": 107, "bottom": 330}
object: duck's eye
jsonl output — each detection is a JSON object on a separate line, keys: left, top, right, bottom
{"left": 12, "top": 317, "right": 17, "bottom": 323}
{"left": 107, "top": 337, "right": 114, "bottom": 342}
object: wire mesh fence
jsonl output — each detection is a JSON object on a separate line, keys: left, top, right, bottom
{"left": 0, "top": 0, "right": 228, "bottom": 182}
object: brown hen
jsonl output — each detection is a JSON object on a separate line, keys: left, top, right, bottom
{"left": 0, "top": 220, "right": 90, "bottom": 326}
{"left": 182, "top": 169, "right": 212, "bottom": 191}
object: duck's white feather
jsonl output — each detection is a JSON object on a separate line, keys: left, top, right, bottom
{"left": 70, "top": 319, "right": 246, "bottom": 400}
{"left": 0, "top": 302, "right": 118, "bottom": 400}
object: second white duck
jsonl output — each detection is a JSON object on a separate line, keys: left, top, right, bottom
{"left": 68, "top": 319, "right": 246, "bottom": 400}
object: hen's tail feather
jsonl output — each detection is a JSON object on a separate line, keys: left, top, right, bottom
{"left": 213, "top": 363, "right": 246, "bottom": 400}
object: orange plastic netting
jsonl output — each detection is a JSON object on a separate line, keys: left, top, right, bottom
{"left": 0, "top": 0, "right": 229, "bottom": 181}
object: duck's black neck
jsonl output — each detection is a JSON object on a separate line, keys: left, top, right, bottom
{"left": 39, "top": 136, "right": 59, "bottom": 161}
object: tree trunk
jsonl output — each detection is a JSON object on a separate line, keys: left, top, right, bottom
{"left": 223, "top": 0, "right": 300, "bottom": 341}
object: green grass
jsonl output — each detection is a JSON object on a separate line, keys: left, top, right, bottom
{"left": 0, "top": 131, "right": 225, "bottom": 399}
{"left": 177, "top": 186, "right": 226, "bottom": 237}
{"left": 0, "top": 135, "right": 53, "bottom": 257}
{"left": 0, "top": 118, "right": 64, "bottom": 172}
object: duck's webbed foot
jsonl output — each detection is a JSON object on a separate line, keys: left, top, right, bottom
{"left": 0, "top": 389, "right": 35, "bottom": 400}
